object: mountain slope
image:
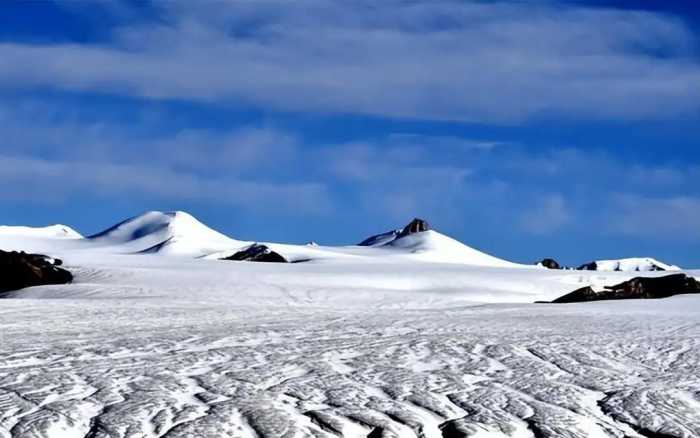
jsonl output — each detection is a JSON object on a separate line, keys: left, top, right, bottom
{"left": 384, "top": 229, "right": 523, "bottom": 267}
{"left": 356, "top": 218, "right": 523, "bottom": 267}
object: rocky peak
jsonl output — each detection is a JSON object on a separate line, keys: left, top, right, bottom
{"left": 221, "top": 244, "right": 287, "bottom": 263}
{"left": 398, "top": 218, "right": 430, "bottom": 238}
{"left": 538, "top": 258, "right": 561, "bottom": 269}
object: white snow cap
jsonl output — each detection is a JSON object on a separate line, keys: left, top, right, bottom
{"left": 88, "top": 210, "right": 242, "bottom": 256}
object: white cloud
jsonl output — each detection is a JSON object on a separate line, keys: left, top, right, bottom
{"left": 0, "top": 105, "right": 330, "bottom": 214}
{"left": 2, "top": 99, "right": 699, "bottom": 240}
{"left": 0, "top": 154, "right": 331, "bottom": 214}
{"left": 0, "top": 1, "right": 698, "bottom": 122}
{"left": 608, "top": 194, "right": 700, "bottom": 239}
{"left": 519, "top": 195, "right": 572, "bottom": 235}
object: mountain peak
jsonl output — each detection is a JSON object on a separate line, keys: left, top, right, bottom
{"left": 88, "top": 210, "right": 240, "bottom": 256}
{"left": 398, "top": 218, "right": 430, "bottom": 237}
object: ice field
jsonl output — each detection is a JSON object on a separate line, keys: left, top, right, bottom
{"left": 1, "top": 212, "right": 698, "bottom": 437}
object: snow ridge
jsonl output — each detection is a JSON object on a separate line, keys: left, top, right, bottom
{"left": 0, "top": 224, "right": 82, "bottom": 239}
{"left": 0, "top": 211, "right": 686, "bottom": 272}
{"left": 588, "top": 257, "right": 680, "bottom": 272}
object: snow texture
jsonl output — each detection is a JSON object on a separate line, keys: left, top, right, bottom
{"left": 0, "top": 211, "right": 698, "bottom": 438}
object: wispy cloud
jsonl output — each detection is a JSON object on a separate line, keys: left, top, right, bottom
{"left": 0, "top": 154, "right": 331, "bottom": 214}
{"left": 608, "top": 194, "right": 700, "bottom": 239}
{"left": 0, "top": 1, "right": 698, "bottom": 122}
{"left": 519, "top": 195, "right": 572, "bottom": 235}
{"left": 0, "top": 104, "right": 330, "bottom": 214}
{"left": 2, "top": 99, "right": 699, "bottom": 242}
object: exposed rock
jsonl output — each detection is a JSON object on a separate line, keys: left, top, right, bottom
{"left": 538, "top": 258, "right": 561, "bottom": 269}
{"left": 221, "top": 244, "right": 288, "bottom": 263}
{"left": 0, "top": 250, "right": 73, "bottom": 294}
{"left": 577, "top": 261, "right": 599, "bottom": 271}
{"left": 549, "top": 286, "right": 598, "bottom": 303}
{"left": 551, "top": 273, "right": 700, "bottom": 303}
{"left": 398, "top": 218, "right": 430, "bottom": 238}
{"left": 577, "top": 258, "right": 674, "bottom": 272}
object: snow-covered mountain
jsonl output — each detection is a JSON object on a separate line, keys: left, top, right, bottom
{"left": 0, "top": 209, "right": 687, "bottom": 308}
{"left": 77, "top": 212, "right": 523, "bottom": 267}
{"left": 380, "top": 229, "right": 520, "bottom": 266}
{"left": 579, "top": 257, "right": 680, "bottom": 272}
{"left": 88, "top": 211, "right": 243, "bottom": 257}
{"left": 0, "top": 224, "right": 82, "bottom": 239}
{"left": 351, "top": 218, "right": 522, "bottom": 267}
{"left": 0, "top": 211, "right": 685, "bottom": 273}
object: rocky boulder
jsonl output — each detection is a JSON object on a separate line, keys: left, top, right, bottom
{"left": 576, "top": 258, "right": 675, "bottom": 272}
{"left": 551, "top": 273, "right": 700, "bottom": 303}
{"left": 538, "top": 258, "right": 561, "bottom": 269}
{"left": 397, "top": 218, "right": 430, "bottom": 238}
{"left": 577, "top": 261, "right": 599, "bottom": 271}
{"left": 221, "top": 244, "right": 288, "bottom": 263}
{"left": 0, "top": 250, "right": 73, "bottom": 294}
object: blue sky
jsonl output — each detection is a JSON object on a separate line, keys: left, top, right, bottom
{"left": 1, "top": 0, "right": 699, "bottom": 267}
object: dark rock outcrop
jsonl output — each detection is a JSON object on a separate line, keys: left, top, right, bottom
{"left": 221, "top": 244, "right": 288, "bottom": 263}
{"left": 577, "top": 260, "right": 668, "bottom": 272}
{"left": 538, "top": 258, "right": 561, "bottom": 269}
{"left": 397, "top": 218, "right": 430, "bottom": 238}
{"left": 551, "top": 273, "right": 700, "bottom": 303}
{"left": 0, "top": 250, "right": 73, "bottom": 294}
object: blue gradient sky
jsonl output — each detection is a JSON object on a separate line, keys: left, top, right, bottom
{"left": 1, "top": 1, "right": 699, "bottom": 267}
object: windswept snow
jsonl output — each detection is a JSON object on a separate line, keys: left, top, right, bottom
{"left": 0, "top": 211, "right": 698, "bottom": 437}
{"left": 1, "top": 296, "right": 699, "bottom": 438}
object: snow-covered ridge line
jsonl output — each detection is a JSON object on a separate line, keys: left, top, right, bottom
{"left": 0, "top": 211, "right": 527, "bottom": 267}
{"left": 0, "top": 224, "right": 82, "bottom": 239}
{"left": 583, "top": 257, "right": 680, "bottom": 272}
{"left": 0, "top": 211, "right": 688, "bottom": 273}
{"left": 0, "top": 209, "right": 696, "bottom": 306}
{"left": 538, "top": 256, "right": 682, "bottom": 272}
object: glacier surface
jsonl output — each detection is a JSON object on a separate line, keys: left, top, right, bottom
{"left": 0, "top": 212, "right": 698, "bottom": 437}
